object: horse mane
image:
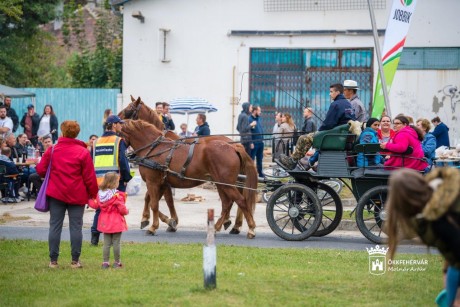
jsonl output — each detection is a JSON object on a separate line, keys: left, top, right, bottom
{"left": 124, "top": 119, "right": 161, "bottom": 135}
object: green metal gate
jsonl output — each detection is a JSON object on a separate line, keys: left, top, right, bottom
{"left": 249, "top": 48, "right": 373, "bottom": 138}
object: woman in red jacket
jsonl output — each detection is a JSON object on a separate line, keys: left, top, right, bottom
{"left": 37, "top": 120, "right": 98, "bottom": 269}
{"left": 379, "top": 115, "right": 428, "bottom": 171}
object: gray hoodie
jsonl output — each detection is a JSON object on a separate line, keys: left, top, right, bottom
{"left": 236, "top": 102, "right": 252, "bottom": 145}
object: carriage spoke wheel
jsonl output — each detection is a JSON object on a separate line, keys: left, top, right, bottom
{"left": 266, "top": 183, "right": 322, "bottom": 241}
{"left": 311, "top": 182, "right": 343, "bottom": 237}
{"left": 355, "top": 186, "right": 389, "bottom": 244}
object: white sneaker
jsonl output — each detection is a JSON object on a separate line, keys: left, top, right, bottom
{"left": 18, "top": 196, "right": 25, "bottom": 201}
{"left": 19, "top": 186, "right": 28, "bottom": 194}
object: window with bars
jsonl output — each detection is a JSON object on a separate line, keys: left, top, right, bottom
{"left": 399, "top": 47, "right": 460, "bottom": 70}
{"left": 263, "top": 0, "right": 386, "bottom": 12}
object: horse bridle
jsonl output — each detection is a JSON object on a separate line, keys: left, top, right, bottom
{"left": 122, "top": 101, "right": 142, "bottom": 120}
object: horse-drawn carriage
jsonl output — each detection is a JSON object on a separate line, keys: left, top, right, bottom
{"left": 119, "top": 97, "right": 424, "bottom": 244}
{"left": 264, "top": 124, "right": 413, "bottom": 244}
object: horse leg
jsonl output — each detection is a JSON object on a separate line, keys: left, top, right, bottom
{"left": 223, "top": 186, "right": 257, "bottom": 239}
{"left": 229, "top": 208, "right": 244, "bottom": 235}
{"left": 214, "top": 187, "right": 234, "bottom": 233}
{"left": 146, "top": 182, "right": 161, "bottom": 236}
{"left": 141, "top": 192, "right": 150, "bottom": 229}
{"left": 163, "top": 186, "right": 178, "bottom": 232}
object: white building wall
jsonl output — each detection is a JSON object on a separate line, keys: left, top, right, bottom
{"left": 121, "top": 0, "right": 460, "bottom": 142}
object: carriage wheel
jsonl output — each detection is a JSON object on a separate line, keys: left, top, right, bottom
{"left": 318, "top": 178, "right": 343, "bottom": 199}
{"left": 355, "top": 186, "right": 389, "bottom": 244}
{"left": 266, "top": 183, "right": 322, "bottom": 241}
{"left": 312, "top": 182, "right": 343, "bottom": 237}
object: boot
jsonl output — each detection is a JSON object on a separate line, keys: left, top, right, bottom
{"left": 91, "top": 232, "right": 100, "bottom": 246}
{"left": 279, "top": 154, "right": 298, "bottom": 170}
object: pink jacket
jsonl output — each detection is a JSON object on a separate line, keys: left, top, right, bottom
{"left": 88, "top": 190, "right": 129, "bottom": 234}
{"left": 384, "top": 126, "right": 428, "bottom": 171}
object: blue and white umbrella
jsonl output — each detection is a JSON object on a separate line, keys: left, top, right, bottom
{"left": 169, "top": 97, "right": 218, "bottom": 126}
{"left": 169, "top": 97, "right": 218, "bottom": 115}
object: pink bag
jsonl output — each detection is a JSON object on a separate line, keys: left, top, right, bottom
{"left": 34, "top": 147, "right": 53, "bottom": 212}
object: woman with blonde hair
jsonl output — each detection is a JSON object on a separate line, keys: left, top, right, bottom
{"left": 386, "top": 168, "right": 460, "bottom": 306}
{"left": 36, "top": 120, "right": 98, "bottom": 269}
{"left": 416, "top": 118, "right": 436, "bottom": 166}
{"left": 274, "top": 113, "right": 296, "bottom": 159}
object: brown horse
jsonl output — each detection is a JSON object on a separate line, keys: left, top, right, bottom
{"left": 120, "top": 119, "right": 258, "bottom": 238}
{"left": 118, "top": 96, "right": 251, "bottom": 233}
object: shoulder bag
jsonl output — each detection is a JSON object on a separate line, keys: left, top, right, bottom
{"left": 34, "top": 147, "right": 54, "bottom": 212}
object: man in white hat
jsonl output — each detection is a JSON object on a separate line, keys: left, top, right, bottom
{"left": 343, "top": 80, "right": 367, "bottom": 122}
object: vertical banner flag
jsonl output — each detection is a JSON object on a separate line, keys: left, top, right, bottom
{"left": 371, "top": 0, "right": 417, "bottom": 118}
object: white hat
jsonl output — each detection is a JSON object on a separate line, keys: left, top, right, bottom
{"left": 343, "top": 80, "right": 359, "bottom": 89}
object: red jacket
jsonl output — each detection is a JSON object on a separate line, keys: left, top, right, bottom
{"left": 384, "top": 126, "right": 428, "bottom": 171}
{"left": 36, "top": 137, "right": 98, "bottom": 205}
{"left": 88, "top": 191, "right": 129, "bottom": 233}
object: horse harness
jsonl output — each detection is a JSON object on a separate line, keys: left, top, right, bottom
{"left": 130, "top": 133, "right": 199, "bottom": 180}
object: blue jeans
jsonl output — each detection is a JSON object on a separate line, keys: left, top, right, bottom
{"left": 48, "top": 197, "right": 85, "bottom": 262}
{"left": 309, "top": 151, "right": 320, "bottom": 165}
{"left": 250, "top": 142, "right": 264, "bottom": 177}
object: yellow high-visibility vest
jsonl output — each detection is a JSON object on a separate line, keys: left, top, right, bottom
{"left": 93, "top": 135, "right": 121, "bottom": 185}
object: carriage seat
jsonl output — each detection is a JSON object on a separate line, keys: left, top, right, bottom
{"left": 312, "top": 124, "right": 357, "bottom": 151}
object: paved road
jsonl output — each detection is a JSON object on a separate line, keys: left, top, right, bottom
{"left": 0, "top": 169, "right": 433, "bottom": 254}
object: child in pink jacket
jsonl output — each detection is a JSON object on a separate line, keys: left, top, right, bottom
{"left": 88, "top": 172, "right": 129, "bottom": 269}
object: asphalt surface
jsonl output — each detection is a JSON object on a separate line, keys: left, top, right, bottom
{"left": 0, "top": 167, "right": 434, "bottom": 254}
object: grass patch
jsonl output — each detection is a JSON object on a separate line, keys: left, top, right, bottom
{"left": 0, "top": 239, "right": 443, "bottom": 306}
{"left": 0, "top": 212, "right": 31, "bottom": 224}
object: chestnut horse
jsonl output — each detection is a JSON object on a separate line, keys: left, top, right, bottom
{"left": 119, "top": 97, "right": 251, "bottom": 234}
{"left": 120, "top": 120, "right": 258, "bottom": 238}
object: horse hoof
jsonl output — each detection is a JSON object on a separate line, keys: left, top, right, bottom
{"left": 145, "top": 230, "right": 156, "bottom": 236}
{"left": 247, "top": 231, "right": 256, "bottom": 239}
{"left": 229, "top": 228, "right": 240, "bottom": 235}
{"left": 223, "top": 220, "right": 232, "bottom": 230}
{"left": 166, "top": 226, "right": 177, "bottom": 232}
{"left": 140, "top": 221, "right": 149, "bottom": 229}
{"left": 168, "top": 219, "right": 177, "bottom": 229}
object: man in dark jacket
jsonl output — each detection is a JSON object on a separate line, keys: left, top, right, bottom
{"left": 279, "top": 83, "right": 355, "bottom": 170}
{"left": 90, "top": 115, "right": 132, "bottom": 245}
{"left": 236, "top": 102, "right": 253, "bottom": 155}
{"left": 193, "top": 114, "right": 210, "bottom": 136}
{"left": 248, "top": 105, "right": 264, "bottom": 178}
{"left": 3, "top": 96, "right": 19, "bottom": 133}
{"left": 431, "top": 116, "right": 450, "bottom": 148}
{"left": 20, "top": 104, "right": 40, "bottom": 147}
{"left": 301, "top": 107, "right": 317, "bottom": 134}
{"left": 162, "top": 102, "right": 176, "bottom": 131}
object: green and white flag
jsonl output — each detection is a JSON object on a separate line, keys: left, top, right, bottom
{"left": 371, "top": 0, "right": 418, "bottom": 118}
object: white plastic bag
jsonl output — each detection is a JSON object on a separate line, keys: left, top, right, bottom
{"left": 126, "top": 176, "right": 142, "bottom": 196}
{"left": 435, "top": 146, "right": 449, "bottom": 158}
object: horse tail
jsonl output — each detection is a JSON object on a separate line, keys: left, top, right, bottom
{"left": 235, "top": 145, "right": 257, "bottom": 213}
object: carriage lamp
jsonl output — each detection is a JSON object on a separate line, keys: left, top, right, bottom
{"left": 132, "top": 11, "right": 144, "bottom": 23}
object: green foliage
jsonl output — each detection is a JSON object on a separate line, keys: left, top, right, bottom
{"left": 63, "top": 2, "right": 123, "bottom": 88}
{"left": 0, "top": 239, "right": 444, "bottom": 306}
{"left": 0, "top": 31, "right": 69, "bottom": 87}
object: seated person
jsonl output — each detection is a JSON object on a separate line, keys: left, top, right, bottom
{"left": 0, "top": 147, "right": 21, "bottom": 202}
{"left": 29, "top": 135, "right": 53, "bottom": 196}
{"left": 15, "top": 133, "right": 29, "bottom": 157}
{"left": 416, "top": 118, "right": 436, "bottom": 166}
{"left": 356, "top": 118, "right": 384, "bottom": 167}
{"left": 4, "top": 132, "right": 20, "bottom": 161}
{"left": 279, "top": 82, "right": 355, "bottom": 170}
{"left": 379, "top": 115, "right": 428, "bottom": 171}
